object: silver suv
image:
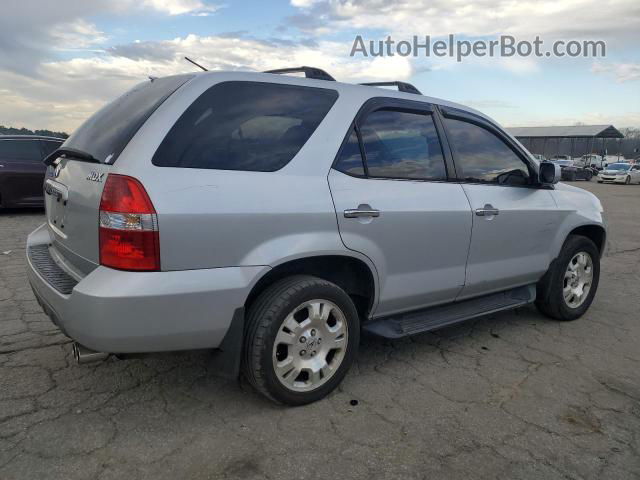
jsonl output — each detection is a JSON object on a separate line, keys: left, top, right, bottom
{"left": 27, "top": 67, "right": 606, "bottom": 405}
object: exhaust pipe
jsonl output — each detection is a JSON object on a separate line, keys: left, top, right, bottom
{"left": 72, "top": 342, "right": 109, "bottom": 364}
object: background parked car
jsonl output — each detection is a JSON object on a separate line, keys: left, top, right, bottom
{"left": 598, "top": 163, "right": 640, "bottom": 184}
{"left": 532, "top": 153, "right": 548, "bottom": 162}
{"left": 0, "top": 135, "right": 63, "bottom": 208}
{"left": 551, "top": 159, "right": 593, "bottom": 181}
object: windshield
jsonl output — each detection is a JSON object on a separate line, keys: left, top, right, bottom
{"left": 63, "top": 75, "right": 193, "bottom": 164}
{"left": 607, "top": 163, "right": 630, "bottom": 171}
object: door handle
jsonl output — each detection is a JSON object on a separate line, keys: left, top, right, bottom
{"left": 344, "top": 207, "right": 380, "bottom": 218}
{"left": 475, "top": 204, "right": 500, "bottom": 217}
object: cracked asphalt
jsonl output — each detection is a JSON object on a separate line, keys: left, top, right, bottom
{"left": 1, "top": 181, "right": 639, "bottom": 480}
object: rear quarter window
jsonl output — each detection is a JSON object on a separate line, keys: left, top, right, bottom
{"left": 152, "top": 81, "right": 339, "bottom": 172}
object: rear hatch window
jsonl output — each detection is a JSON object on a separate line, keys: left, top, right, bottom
{"left": 152, "top": 81, "right": 339, "bottom": 171}
{"left": 63, "top": 74, "right": 194, "bottom": 164}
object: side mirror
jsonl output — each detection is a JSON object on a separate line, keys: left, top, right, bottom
{"left": 539, "top": 161, "right": 561, "bottom": 185}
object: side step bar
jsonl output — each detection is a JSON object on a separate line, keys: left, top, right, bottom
{"left": 363, "top": 285, "right": 536, "bottom": 339}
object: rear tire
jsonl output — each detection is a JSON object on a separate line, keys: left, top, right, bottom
{"left": 243, "top": 275, "right": 360, "bottom": 405}
{"left": 536, "top": 235, "right": 600, "bottom": 321}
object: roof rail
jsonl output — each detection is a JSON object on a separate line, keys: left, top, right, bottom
{"left": 264, "top": 66, "right": 336, "bottom": 81}
{"left": 360, "top": 81, "right": 422, "bottom": 95}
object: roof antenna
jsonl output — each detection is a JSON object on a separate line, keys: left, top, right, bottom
{"left": 184, "top": 56, "right": 208, "bottom": 72}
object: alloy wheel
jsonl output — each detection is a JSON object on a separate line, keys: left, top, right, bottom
{"left": 272, "top": 299, "right": 348, "bottom": 392}
{"left": 563, "top": 251, "right": 593, "bottom": 308}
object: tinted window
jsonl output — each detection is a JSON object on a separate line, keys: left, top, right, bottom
{"left": 153, "top": 82, "right": 339, "bottom": 171}
{"left": 64, "top": 75, "right": 193, "bottom": 164}
{"left": 0, "top": 139, "right": 42, "bottom": 162}
{"left": 40, "top": 140, "right": 63, "bottom": 156}
{"left": 359, "top": 110, "right": 446, "bottom": 180}
{"left": 445, "top": 118, "right": 530, "bottom": 184}
{"left": 334, "top": 129, "right": 365, "bottom": 176}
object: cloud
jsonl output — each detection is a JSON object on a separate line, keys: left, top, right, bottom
{"left": 141, "top": 0, "right": 222, "bottom": 16}
{"left": 0, "top": 33, "right": 414, "bottom": 132}
{"left": 287, "top": 0, "right": 640, "bottom": 39}
{"left": 592, "top": 62, "right": 640, "bottom": 83}
{"left": 0, "top": 0, "right": 223, "bottom": 75}
{"left": 51, "top": 19, "right": 108, "bottom": 50}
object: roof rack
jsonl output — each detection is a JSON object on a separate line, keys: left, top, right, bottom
{"left": 359, "top": 81, "right": 422, "bottom": 95}
{"left": 264, "top": 66, "right": 336, "bottom": 81}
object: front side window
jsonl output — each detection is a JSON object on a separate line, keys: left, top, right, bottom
{"left": 445, "top": 118, "right": 530, "bottom": 185}
{"left": 359, "top": 110, "right": 446, "bottom": 180}
{"left": 0, "top": 140, "right": 42, "bottom": 162}
{"left": 153, "top": 82, "right": 338, "bottom": 171}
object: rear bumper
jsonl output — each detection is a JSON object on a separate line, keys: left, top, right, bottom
{"left": 27, "top": 223, "right": 268, "bottom": 353}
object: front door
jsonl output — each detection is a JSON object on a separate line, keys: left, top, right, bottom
{"left": 328, "top": 103, "right": 472, "bottom": 317}
{"left": 440, "top": 113, "right": 560, "bottom": 299}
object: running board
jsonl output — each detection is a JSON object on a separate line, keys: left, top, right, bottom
{"left": 363, "top": 285, "right": 536, "bottom": 339}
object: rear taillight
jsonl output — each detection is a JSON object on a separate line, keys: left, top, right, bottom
{"left": 99, "top": 174, "right": 160, "bottom": 271}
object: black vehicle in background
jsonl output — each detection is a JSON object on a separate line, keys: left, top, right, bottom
{"left": 0, "top": 135, "right": 63, "bottom": 208}
{"left": 550, "top": 157, "right": 594, "bottom": 181}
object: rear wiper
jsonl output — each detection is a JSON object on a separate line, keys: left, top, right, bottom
{"left": 43, "top": 147, "right": 101, "bottom": 166}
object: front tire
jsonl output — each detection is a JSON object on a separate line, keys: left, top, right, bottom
{"left": 243, "top": 275, "right": 360, "bottom": 405}
{"left": 536, "top": 235, "right": 600, "bottom": 321}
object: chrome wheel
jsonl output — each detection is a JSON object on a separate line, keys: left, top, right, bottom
{"left": 563, "top": 252, "right": 593, "bottom": 308}
{"left": 272, "top": 299, "right": 348, "bottom": 392}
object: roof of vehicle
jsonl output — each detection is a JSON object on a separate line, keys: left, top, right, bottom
{"left": 0, "top": 135, "right": 64, "bottom": 141}
{"left": 184, "top": 70, "right": 495, "bottom": 125}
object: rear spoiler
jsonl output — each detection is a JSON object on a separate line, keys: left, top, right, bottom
{"left": 43, "top": 147, "right": 100, "bottom": 166}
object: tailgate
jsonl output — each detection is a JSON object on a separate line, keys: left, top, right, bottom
{"left": 44, "top": 159, "right": 111, "bottom": 275}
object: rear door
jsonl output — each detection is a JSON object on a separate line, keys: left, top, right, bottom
{"left": 0, "top": 138, "right": 46, "bottom": 206}
{"left": 440, "top": 108, "right": 560, "bottom": 299}
{"left": 328, "top": 99, "right": 472, "bottom": 317}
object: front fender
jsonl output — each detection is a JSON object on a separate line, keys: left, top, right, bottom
{"left": 550, "top": 184, "right": 606, "bottom": 259}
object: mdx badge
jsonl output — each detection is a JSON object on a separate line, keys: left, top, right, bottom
{"left": 87, "top": 171, "right": 105, "bottom": 183}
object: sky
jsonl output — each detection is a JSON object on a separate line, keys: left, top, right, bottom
{"left": 0, "top": 0, "right": 639, "bottom": 133}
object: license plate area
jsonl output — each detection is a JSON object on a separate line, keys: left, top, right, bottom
{"left": 44, "top": 179, "right": 69, "bottom": 237}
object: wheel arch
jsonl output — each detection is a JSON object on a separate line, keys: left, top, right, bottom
{"left": 244, "top": 254, "right": 379, "bottom": 320}
{"left": 567, "top": 224, "right": 606, "bottom": 255}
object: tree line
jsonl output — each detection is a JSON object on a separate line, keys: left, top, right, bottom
{"left": 0, "top": 125, "right": 68, "bottom": 139}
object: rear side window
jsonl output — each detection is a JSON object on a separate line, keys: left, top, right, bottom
{"left": 0, "top": 139, "right": 43, "bottom": 162}
{"left": 444, "top": 118, "right": 530, "bottom": 184}
{"left": 64, "top": 75, "right": 193, "bottom": 164}
{"left": 359, "top": 110, "right": 446, "bottom": 180}
{"left": 152, "top": 82, "right": 338, "bottom": 171}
